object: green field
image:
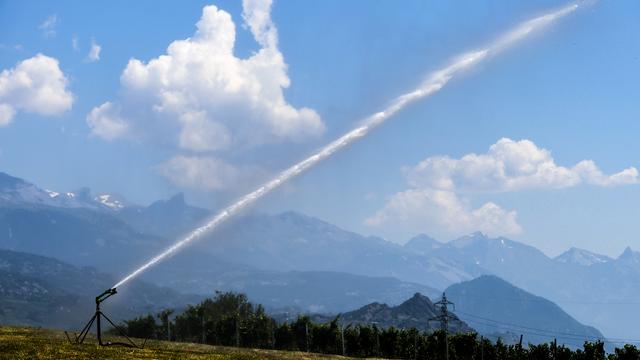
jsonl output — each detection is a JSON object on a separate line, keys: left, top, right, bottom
{"left": 0, "top": 327, "right": 367, "bottom": 360}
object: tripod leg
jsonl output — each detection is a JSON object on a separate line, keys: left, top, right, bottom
{"left": 97, "top": 311, "right": 102, "bottom": 346}
{"left": 77, "top": 313, "right": 97, "bottom": 344}
{"left": 64, "top": 331, "right": 74, "bottom": 345}
{"left": 101, "top": 311, "right": 139, "bottom": 348}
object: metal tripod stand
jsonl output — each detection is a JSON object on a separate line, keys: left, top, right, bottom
{"left": 65, "top": 288, "right": 142, "bottom": 348}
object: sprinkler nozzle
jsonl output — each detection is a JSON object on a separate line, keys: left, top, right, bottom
{"left": 96, "top": 288, "right": 117, "bottom": 304}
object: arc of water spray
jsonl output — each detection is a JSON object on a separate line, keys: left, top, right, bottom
{"left": 114, "top": 2, "right": 581, "bottom": 289}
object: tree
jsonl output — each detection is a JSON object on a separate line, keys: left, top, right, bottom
{"left": 116, "top": 293, "right": 640, "bottom": 360}
{"left": 157, "top": 309, "right": 174, "bottom": 341}
{"left": 122, "top": 314, "right": 157, "bottom": 339}
{"left": 612, "top": 344, "right": 640, "bottom": 360}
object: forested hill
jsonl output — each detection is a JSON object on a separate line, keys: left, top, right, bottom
{"left": 445, "top": 275, "right": 604, "bottom": 346}
{"left": 337, "top": 292, "right": 473, "bottom": 333}
{"left": 0, "top": 249, "right": 200, "bottom": 329}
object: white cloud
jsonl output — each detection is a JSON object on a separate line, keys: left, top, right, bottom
{"left": 178, "top": 111, "right": 231, "bottom": 152}
{"left": 88, "top": 0, "right": 323, "bottom": 150}
{"left": 0, "top": 104, "right": 16, "bottom": 126}
{"left": 0, "top": 54, "right": 74, "bottom": 126}
{"left": 366, "top": 189, "right": 522, "bottom": 239}
{"left": 406, "top": 138, "right": 638, "bottom": 192}
{"left": 72, "top": 35, "right": 79, "bottom": 51}
{"left": 242, "top": 0, "right": 278, "bottom": 48}
{"left": 39, "top": 15, "right": 58, "bottom": 38}
{"left": 87, "top": 0, "right": 324, "bottom": 192}
{"left": 86, "top": 39, "right": 101, "bottom": 62}
{"left": 573, "top": 160, "right": 640, "bottom": 187}
{"left": 367, "top": 138, "right": 639, "bottom": 240}
{"left": 86, "top": 102, "right": 128, "bottom": 140}
{"left": 157, "top": 155, "right": 242, "bottom": 191}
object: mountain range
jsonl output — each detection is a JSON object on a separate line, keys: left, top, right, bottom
{"left": 0, "top": 172, "right": 130, "bottom": 211}
{"left": 1, "top": 170, "right": 639, "bottom": 341}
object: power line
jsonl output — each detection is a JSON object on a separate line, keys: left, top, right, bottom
{"left": 455, "top": 310, "right": 640, "bottom": 344}
{"left": 462, "top": 318, "right": 590, "bottom": 343}
{"left": 462, "top": 318, "right": 586, "bottom": 348}
{"left": 448, "top": 292, "right": 640, "bottom": 305}
{"left": 456, "top": 311, "right": 603, "bottom": 340}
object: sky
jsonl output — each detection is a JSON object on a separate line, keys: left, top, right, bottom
{"left": 1, "top": 0, "right": 639, "bottom": 257}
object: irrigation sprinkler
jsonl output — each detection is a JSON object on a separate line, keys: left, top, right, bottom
{"left": 65, "top": 288, "right": 143, "bottom": 348}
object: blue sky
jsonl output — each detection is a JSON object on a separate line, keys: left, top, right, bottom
{"left": 1, "top": 0, "right": 639, "bottom": 257}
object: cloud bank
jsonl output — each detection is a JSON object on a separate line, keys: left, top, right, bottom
{"left": 366, "top": 189, "right": 522, "bottom": 238}
{"left": 367, "top": 138, "right": 639, "bottom": 240}
{"left": 0, "top": 54, "right": 74, "bottom": 126}
{"left": 87, "top": 0, "right": 323, "bottom": 191}
{"left": 406, "top": 138, "right": 639, "bottom": 192}
{"left": 156, "top": 155, "right": 265, "bottom": 191}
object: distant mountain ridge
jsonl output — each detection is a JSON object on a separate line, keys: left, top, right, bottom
{"left": 554, "top": 247, "right": 612, "bottom": 266}
{"left": 190, "top": 211, "right": 473, "bottom": 289}
{"left": 0, "top": 203, "right": 168, "bottom": 272}
{"left": 403, "top": 234, "right": 443, "bottom": 255}
{"left": 0, "top": 172, "right": 132, "bottom": 212}
{"left": 193, "top": 270, "right": 441, "bottom": 314}
{"left": 116, "top": 193, "right": 210, "bottom": 238}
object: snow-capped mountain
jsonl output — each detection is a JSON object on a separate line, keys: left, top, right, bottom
{"left": 0, "top": 172, "right": 60, "bottom": 207}
{"left": 554, "top": 247, "right": 612, "bottom": 266}
{"left": 94, "top": 193, "right": 131, "bottom": 210}
{"left": 0, "top": 172, "right": 132, "bottom": 211}
{"left": 432, "top": 231, "right": 553, "bottom": 273}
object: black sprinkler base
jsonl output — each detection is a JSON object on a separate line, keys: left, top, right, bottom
{"left": 65, "top": 288, "right": 143, "bottom": 348}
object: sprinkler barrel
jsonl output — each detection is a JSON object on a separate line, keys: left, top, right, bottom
{"left": 96, "top": 288, "right": 117, "bottom": 305}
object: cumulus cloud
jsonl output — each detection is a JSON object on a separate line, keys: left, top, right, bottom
{"left": 573, "top": 160, "right": 640, "bottom": 187}
{"left": 88, "top": 0, "right": 323, "bottom": 148}
{"left": 86, "top": 102, "right": 128, "bottom": 140}
{"left": 177, "top": 111, "right": 231, "bottom": 152}
{"left": 86, "top": 39, "right": 101, "bottom": 62}
{"left": 157, "top": 155, "right": 246, "bottom": 191}
{"left": 39, "top": 14, "right": 58, "bottom": 38}
{"left": 0, "top": 54, "right": 74, "bottom": 126}
{"left": 406, "top": 138, "right": 639, "bottom": 192}
{"left": 366, "top": 138, "right": 640, "bottom": 240}
{"left": 366, "top": 189, "right": 522, "bottom": 239}
{"left": 88, "top": 0, "right": 323, "bottom": 191}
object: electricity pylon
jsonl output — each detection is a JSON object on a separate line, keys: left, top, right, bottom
{"left": 429, "top": 292, "right": 456, "bottom": 360}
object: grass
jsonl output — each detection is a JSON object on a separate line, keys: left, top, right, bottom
{"left": 0, "top": 326, "right": 366, "bottom": 360}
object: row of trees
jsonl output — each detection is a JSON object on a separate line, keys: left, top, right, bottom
{"left": 115, "top": 291, "right": 640, "bottom": 360}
